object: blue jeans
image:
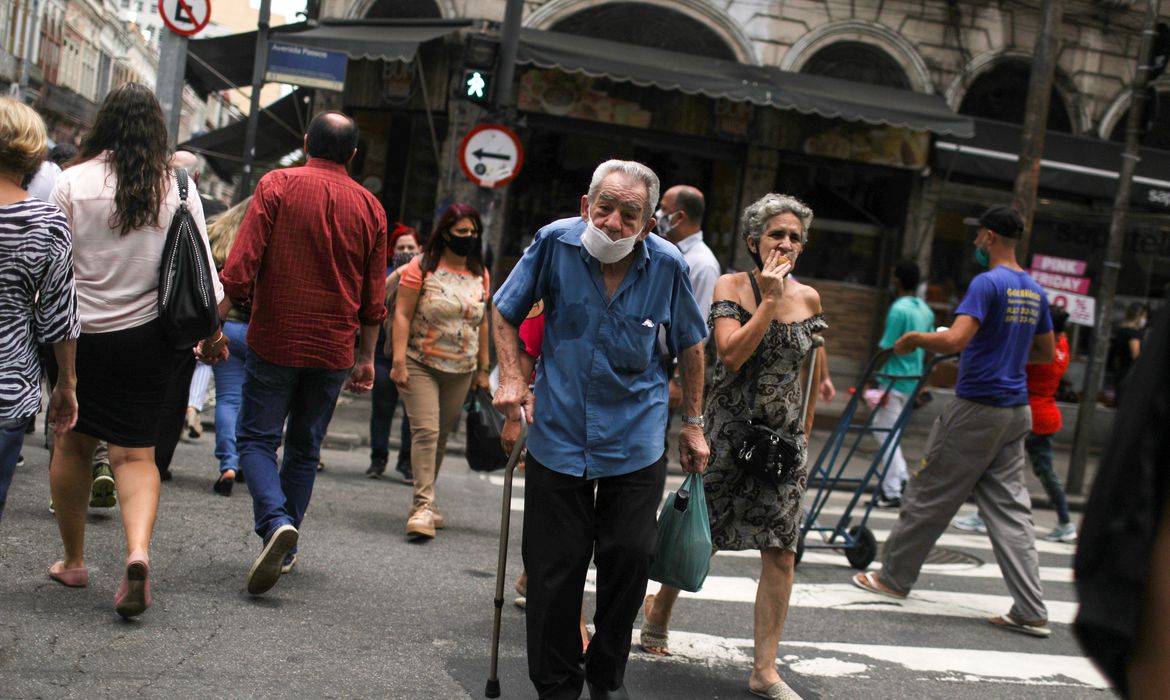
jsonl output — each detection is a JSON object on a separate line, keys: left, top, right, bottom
{"left": 212, "top": 321, "right": 249, "bottom": 473}
{"left": 1025, "top": 432, "right": 1070, "bottom": 524}
{"left": 370, "top": 356, "right": 411, "bottom": 464}
{"left": 0, "top": 419, "right": 26, "bottom": 524}
{"left": 237, "top": 349, "right": 349, "bottom": 542}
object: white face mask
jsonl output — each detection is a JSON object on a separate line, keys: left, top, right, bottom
{"left": 581, "top": 220, "right": 639, "bottom": 264}
{"left": 654, "top": 209, "right": 676, "bottom": 237}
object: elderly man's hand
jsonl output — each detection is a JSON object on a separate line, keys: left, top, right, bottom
{"left": 493, "top": 377, "right": 534, "bottom": 424}
{"left": 678, "top": 424, "right": 709, "bottom": 474}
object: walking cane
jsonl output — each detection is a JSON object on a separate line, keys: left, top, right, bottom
{"left": 802, "top": 335, "right": 825, "bottom": 426}
{"left": 485, "top": 409, "right": 528, "bottom": 698}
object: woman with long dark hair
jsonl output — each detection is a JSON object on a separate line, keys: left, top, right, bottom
{"left": 48, "top": 83, "right": 226, "bottom": 618}
{"left": 390, "top": 203, "right": 490, "bottom": 539}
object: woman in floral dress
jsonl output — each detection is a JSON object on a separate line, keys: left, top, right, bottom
{"left": 642, "top": 194, "right": 826, "bottom": 700}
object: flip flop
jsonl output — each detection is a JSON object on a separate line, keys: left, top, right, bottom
{"left": 639, "top": 594, "right": 669, "bottom": 656}
{"left": 989, "top": 613, "right": 1051, "bottom": 638}
{"left": 851, "top": 571, "right": 907, "bottom": 600}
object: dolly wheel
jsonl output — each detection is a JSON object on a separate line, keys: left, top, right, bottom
{"left": 845, "top": 526, "right": 877, "bottom": 569}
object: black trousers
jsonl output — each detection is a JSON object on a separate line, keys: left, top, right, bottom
{"left": 522, "top": 453, "right": 667, "bottom": 699}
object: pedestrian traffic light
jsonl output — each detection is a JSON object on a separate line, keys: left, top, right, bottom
{"left": 461, "top": 68, "right": 493, "bottom": 104}
{"left": 459, "top": 35, "right": 498, "bottom": 105}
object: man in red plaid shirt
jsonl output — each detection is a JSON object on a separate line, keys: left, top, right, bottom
{"left": 220, "top": 111, "right": 387, "bottom": 596}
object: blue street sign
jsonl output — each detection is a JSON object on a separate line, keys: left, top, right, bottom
{"left": 266, "top": 42, "right": 347, "bottom": 92}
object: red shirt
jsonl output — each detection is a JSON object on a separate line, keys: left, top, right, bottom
{"left": 221, "top": 159, "right": 387, "bottom": 369}
{"left": 1027, "top": 334, "right": 1070, "bottom": 435}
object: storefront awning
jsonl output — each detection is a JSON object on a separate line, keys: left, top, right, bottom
{"left": 179, "top": 90, "right": 309, "bottom": 179}
{"left": 934, "top": 117, "right": 1170, "bottom": 211}
{"left": 186, "top": 19, "right": 471, "bottom": 96}
{"left": 515, "top": 29, "right": 973, "bottom": 138}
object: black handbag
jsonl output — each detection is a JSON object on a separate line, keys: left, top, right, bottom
{"left": 730, "top": 273, "right": 802, "bottom": 486}
{"left": 157, "top": 168, "right": 219, "bottom": 349}
{"left": 465, "top": 386, "right": 508, "bottom": 473}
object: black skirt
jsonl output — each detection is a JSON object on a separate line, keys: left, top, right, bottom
{"left": 73, "top": 319, "right": 187, "bottom": 448}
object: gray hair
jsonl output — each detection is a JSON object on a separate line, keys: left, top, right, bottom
{"left": 586, "top": 159, "right": 660, "bottom": 225}
{"left": 741, "top": 193, "right": 814, "bottom": 243}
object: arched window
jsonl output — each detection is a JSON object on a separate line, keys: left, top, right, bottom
{"left": 549, "top": 2, "right": 736, "bottom": 61}
{"left": 363, "top": 0, "right": 440, "bottom": 19}
{"left": 1108, "top": 91, "right": 1170, "bottom": 151}
{"left": 801, "top": 41, "right": 910, "bottom": 90}
{"left": 959, "top": 59, "right": 1072, "bottom": 132}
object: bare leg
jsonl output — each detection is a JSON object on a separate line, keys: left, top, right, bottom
{"left": 107, "top": 445, "right": 160, "bottom": 560}
{"left": 1129, "top": 503, "right": 1170, "bottom": 698}
{"left": 642, "top": 584, "right": 682, "bottom": 655}
{"left": 749, "top": 548, "right": 796, "bottom": 692}
{"left": 49, "top": 432, "right": 100, "bottom": 569}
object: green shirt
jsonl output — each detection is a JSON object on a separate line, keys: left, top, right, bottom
{"left": 877, "top": 295, "right": 935, "bottom": 393}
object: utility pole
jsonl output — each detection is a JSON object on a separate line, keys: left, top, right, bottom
{"left": 157, "top": 29, "right": 189, "bottom": 149}
{"left": 484, "top": 0, "right": 523, "bottom": 284}
{"left": 1012, "top": 0, "right": 1062, "bottom": 260}
{"left": 234, "top": 0, "right": 272, "bottom": 203}
{"left": 1066, "top": 0, "right": 1158, "bottom": 495}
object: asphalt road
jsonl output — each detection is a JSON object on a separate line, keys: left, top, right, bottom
{"left": 0, "top": 424, "right": 1110, "bottom": 699}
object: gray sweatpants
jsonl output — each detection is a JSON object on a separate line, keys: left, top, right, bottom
{"left": 878, "top": 397, "right": 1048, "bottom": 622}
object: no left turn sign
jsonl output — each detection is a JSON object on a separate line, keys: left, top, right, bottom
{"left": 159, "top": 0, "right": 211, "bottom": 37}
{"left": 459, "top": 124, "right": 523, "bottom": 188}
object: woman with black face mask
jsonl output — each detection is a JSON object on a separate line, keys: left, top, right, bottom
{"left": 390, "top": 203, "right": 491, "bottom": 540}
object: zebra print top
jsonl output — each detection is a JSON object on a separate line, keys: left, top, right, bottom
{"left": 0, "top": 197, "right": 80, "bottom": 422}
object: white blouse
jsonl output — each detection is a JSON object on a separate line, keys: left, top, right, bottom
{"left": 52, "top": 151, "right": 223, "bottom": 334}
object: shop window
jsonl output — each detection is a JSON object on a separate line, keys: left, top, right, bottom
{"left": 548, "top": 2, "right": 736, "bottom": 61}
{"left": 959, "top": 59, "right": 1073, "bottom": 133}
{"left": 363, "top": 0, "right": 441, "bottom": 19}
{"left": 801, "top": 41, "right": 910, "bottom": 90}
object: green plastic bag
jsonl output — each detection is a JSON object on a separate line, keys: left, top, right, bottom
{"left": 648, "top": 473, "right": 712, "bottom": 593}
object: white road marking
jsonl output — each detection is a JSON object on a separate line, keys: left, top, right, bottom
{"left": 795, "top": 551, "right": 1074, "bottom": 582}
{"left": 628, "top": 630, "right": 1108, "bottom": 688}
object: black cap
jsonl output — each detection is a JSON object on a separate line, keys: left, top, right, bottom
{"left": 963, "top": 205, "right": 1023, "bottom": 239}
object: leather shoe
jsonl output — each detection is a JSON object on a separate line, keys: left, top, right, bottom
{"left": 212, "top": 474, "right": 234, "bottom": 496}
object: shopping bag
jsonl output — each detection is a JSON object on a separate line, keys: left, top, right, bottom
{"left": 465, "top": 387, "right": 508, "bottom": 473}
{"left": 648, "top": 473, "right": 712, "bottom": 592}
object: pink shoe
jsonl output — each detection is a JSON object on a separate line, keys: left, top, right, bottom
{"left": 47, "top": 560, "right": 89, "bottom": 588}
{"left": 114, "top": 557, "right": 151, "bottom": 618}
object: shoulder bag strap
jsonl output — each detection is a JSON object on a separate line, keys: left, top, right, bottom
{"left": 175, "top": 168, "right": 188, "bottom": 208}
{"left": 744, "top": 271, "right": 766, "bottom": 417}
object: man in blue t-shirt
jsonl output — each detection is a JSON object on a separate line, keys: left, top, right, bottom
{"left": 870, "top": 260, "right": 936, "bottom": 508}
{"left": 850, "top": 205, "right": 1056, "bottom": 639}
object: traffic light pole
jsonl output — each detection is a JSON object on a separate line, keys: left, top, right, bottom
{"left": 234, "top": 0, "right": 272, "bottom": 204}
{"left": 1066, "top": 0, "right": 1158, "bottom": 495}
{"left": 493, "top": 0, "right": 523, "bottom": 111}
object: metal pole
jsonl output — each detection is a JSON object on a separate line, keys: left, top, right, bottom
{"left": 492, "top": 0, "right": 523, "bottom": 110}
{"left": 1011, "top": 0, "right": 1062, "bottom": 260}
{"left": 234, "top": 0, "right": 272, "bottom": 204}
{"left": 156, "top": 29, "right": 189, "bottom": 149}
{"left": 1066, "top": 0, "right": 1158, "bottom": 495}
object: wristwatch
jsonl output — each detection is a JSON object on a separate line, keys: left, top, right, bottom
{"left": 681, "top": 414, "right": 705, "bottom": 429}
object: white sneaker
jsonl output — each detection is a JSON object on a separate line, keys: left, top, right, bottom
{"left": 1043, "top": 522, "right": 1077, "bottom": 543}
{"left": 953, "top": 513, "right": 987, "bottom": 534}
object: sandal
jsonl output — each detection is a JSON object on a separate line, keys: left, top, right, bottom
{"left": 639, "top": 594, "right": 669, "bottom": 656}
{"left": 851, "top": 571, "right": 907, "bottom": 600}
{"left": 989, "top": 613, "right": 1051, "bottom": 638}
{"left": 749, "top": 679, "right": 803, "bottom": 699}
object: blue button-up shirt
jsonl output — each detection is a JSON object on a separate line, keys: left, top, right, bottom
{"left": 495, "top": 217, "right": 708, "bottom": 479}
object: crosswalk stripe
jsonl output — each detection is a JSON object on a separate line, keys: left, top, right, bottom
{"left": 627, "top": 630, "right": 1108, "bottom": 688}
{"left": 599, "top": 572, "right": 1077, "bottom": 623}
{"left": 795, "top": 551, "right": 1074, "bottom": 582}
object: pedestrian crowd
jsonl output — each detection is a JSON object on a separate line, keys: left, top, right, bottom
{"left": 0, "top": 85, "right": 1160, "bottom": 699}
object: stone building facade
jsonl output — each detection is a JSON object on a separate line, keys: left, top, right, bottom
{"left": 307, "top": 0, "right": 1169, "bottom": 370}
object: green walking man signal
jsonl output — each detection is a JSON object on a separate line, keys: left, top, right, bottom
{"left": 460, "top": 68, "right": 492, "bottom": 104}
